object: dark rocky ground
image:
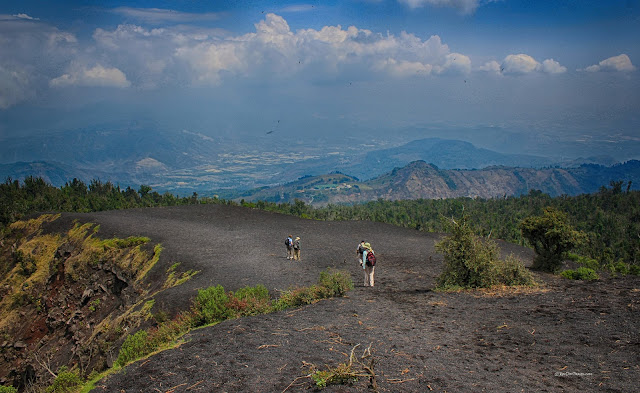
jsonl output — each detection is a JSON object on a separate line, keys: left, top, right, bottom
{"left": 49, "top": 204, "right": 638, "bottom": 393}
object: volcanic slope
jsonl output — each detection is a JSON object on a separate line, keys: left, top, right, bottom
{"left": 58, "top": 204, "right": 639, "bottom": 393}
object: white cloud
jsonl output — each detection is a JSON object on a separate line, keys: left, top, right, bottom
{"left": 13, "top": 13, "right": 39, "bottom": 21}
{"left": 582, "top": 54, "right": 636, "bottom": 72}
{"left": 0, "top": 11, "right": 586, "bottom": 110}
{"left": 489, "top": 55, "right": 566, "bottom": 75}
{"left": 541, "top": 58, "right": 567, "bottom": 74}
{"left": 434, "top": 53, "right": 471, "bottom": 74}
{"left": 479, "top": 60, "right": 501, "bottom": 73}
{"left": 501, "top": 54, "right": 540, "bottom": 74}
{"left": 398, "top": 0, "right": 481, "bottom": 14}
{"left": 50, "top": 64, "right": 131, "bottom": 88}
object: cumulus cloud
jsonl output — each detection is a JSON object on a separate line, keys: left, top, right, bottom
{"left": 88, "top": 13, "right": 468, "bottom": 86}
{"left": 582, "top": 54, "right": 636, "bottom": 72}
{"left": 500, "top": 54, "right": 567, "bottom": 75}
{"left": 434, "top": 53, "right": 471, "bottom": 74}
{"left": 479, "top": 60, "right": 501, "bottom": 73}
{"left": 501, "top": 54, "right": 540, "bottom": 74}
{"left": 398, "top": 0, "right": 481, "bottom": 14}
{"left": 541, "top": 59, "right": 567, "bottom": 74}
{"left": 50, "top": 64, "right": 131, "bottom": 88}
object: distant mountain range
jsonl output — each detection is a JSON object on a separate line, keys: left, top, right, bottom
{"left": 237, "top": 160, "right": 640, "bottom": 206}
{"left": 0, "top": 127, "right": 628, "bottom": 195}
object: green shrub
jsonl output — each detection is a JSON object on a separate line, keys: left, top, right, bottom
{"left": 115, "top": 330, "right": 151, "bottom": 368}
{"left": 46, "top": 367, "right": 82, "bottom": 393}
{"left": 612, "top": 261, "right": 630, "bottom": 275}
{"left": 437, "top": 215, "right": 534, "bottom": 289}
{"left": 560, "top": 267, "right": 599, "bottom": 281}
{"left": 228, "top": 285, "right": 271, "bottom": 316}
{"left": 630, "top": 264, "right": 640, "bottom": 276}
{"left": 273, "top": 270, "right": 353, "bottom": 310}
{"left": 318, "top": 269, "right": 354, "bottom": 297}
{"left": 602, "top": 261, "right": 636, "bottom": 276}
{"left": 272, "top": 286, "right": 319, "bottom": 311}
{"left": 192, "top": 285, "right": 233, "bottom": 326}
{"left": 233, "top": 284, "right": 269, "bottom": 301}
{"left": 0, "top": 386, "right": 18, "bottom": 393}
{"left": 494, "top": 254, "right": 537, "bottom": 286}
{"left": 567, "top": 253, "right": 600, "bottom": 270}
{"left": 147, "top": 313, "right": 191, "bottom": 349}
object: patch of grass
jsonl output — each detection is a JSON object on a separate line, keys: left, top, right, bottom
{"left": 0, "top": 386, "right": 18, "bottom": 393}
{"left": 102, "top": 237, "right": 150, "bottom": 249}
{"left": 163, "top": 262, "right": 198, "bottom": 289}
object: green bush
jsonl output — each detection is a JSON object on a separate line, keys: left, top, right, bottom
{"left": 318, "top": 269, "right": 354, "bottom": 297}
{"left": 0, "top": 386, "right": 18, "bottom": 393}
{"left": 272, "top": 286, "right": 320, "bottom": 310}
{"left": 192, "top": 285, "right": 233, "bottom": 326}
{"left": 233, "top": 284, "right": 269, "bottom": 301}
{"left": 567, "top": 253, "right": 600, "bottom": 270}
{"left": 45, "top": 367, "right": 82, "bottom": 393}
{"left": 228, "top": 285, "right": 272, "bottom": 316}
{"left": 115, "top": 330, "right": 151, "bottom": 368}
{"left": 273, "top": 269, "right": 353, "bottom": 310}
{"left": 437, "top": 215, "right": 535, "bottom": 289}
{"left": 560, "top": 267, "right": 599, "bottom": 281}
{"left": 494, "top": 254, "right": 537, "bottom": 286}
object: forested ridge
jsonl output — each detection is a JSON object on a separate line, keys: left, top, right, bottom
{"left": 2, "top": 177, "right": 638, "bottom": 267}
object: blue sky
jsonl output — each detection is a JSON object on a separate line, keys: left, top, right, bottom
{"left": 1, "top": 0, "right": 639, "bottom": 158}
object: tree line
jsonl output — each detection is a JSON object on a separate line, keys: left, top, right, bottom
{"left": 2, "top": 177, "right": 638, "bottom": 266}
{"left": 243, "top": 181, "right": 639, "bottom": 266}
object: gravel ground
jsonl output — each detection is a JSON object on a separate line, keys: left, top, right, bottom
{"left": 51, "top": 204, "right": 638, "bottom": 393}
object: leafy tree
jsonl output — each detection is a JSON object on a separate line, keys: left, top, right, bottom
{"left": 520, "top": 207, "right": 586, "bottom": 272}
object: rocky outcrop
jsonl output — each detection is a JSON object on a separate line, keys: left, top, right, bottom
{"left": 0, "top": 216, "right": 163, "bottom": 391}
